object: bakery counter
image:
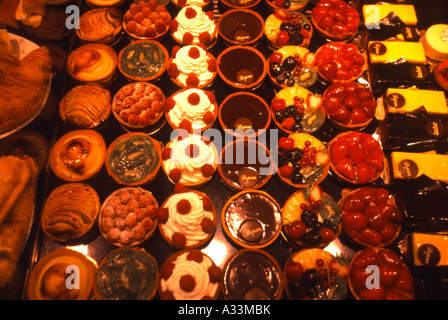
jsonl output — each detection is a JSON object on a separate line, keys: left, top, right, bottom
{"left": 1, "top": 0, "right": 448, "bottom": 300}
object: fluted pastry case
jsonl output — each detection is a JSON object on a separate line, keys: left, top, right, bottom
{"left": 0, "top": 0, "right": 448, "bottom": 301}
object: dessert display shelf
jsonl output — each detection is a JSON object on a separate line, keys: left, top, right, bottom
{"left": 1, "top": 0, "right": 448, "bottom": 301}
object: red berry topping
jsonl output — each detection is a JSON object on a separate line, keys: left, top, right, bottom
{"left": 208, "top": 265, "right": 221, "bottom": 283}
{"left": 199, "top": 32, "right": 211, "bottom": 44}
{"left": 180, "top": 274, "right": 196, "bottom": 292}
{"left": 164, "top": 97, "right": 176, "bottom": 112}
{"left": 169, "top": 20, "right": 178, "bottom": 33}
{"left": 177, "top": 199, "right": 192, "bottom": 214}
{"left": 162, "top": 147, "right": 172, "bottom": 160}
{"left": 168, "top": 63, "right": 180, "bottom": 78}
{"left": 201, "top": 217, "right": 215, "bottom": 234}
{"left": 158, "top": 207, "right": 169, "bottom": 224}
{"left": 172, "top": 232, "right": 187, "bottom": 247}
{"left": 185, "top": 7, "right": 197, "bottom": 19}
{"left": 187, "top": 92, "right": 200, "bottom": 105}
{"left": 169, "top": 168, "right": 182, "bottom": 182}
{"left": 186, "top": 74, "right": 200, "bottom": 87}
{"left": 207, "top": 58, "right": 217, "bottom": 72}
{"left": 179, "top": 119, "right": 192, "bottom": 132}
{"left": 201, "top": 164, "right": 215, "bottom": 177}
{"left": 188, "top": 46, "right": 200, "bottom": 59}
{"left": 187, "top": 250, "right": 204, "bottom": 263}
{"left": 203, "top": 111, "right": 215, "bottom": 125}
{"left": 182, "top": 32, "right": 194, "bottom": 45}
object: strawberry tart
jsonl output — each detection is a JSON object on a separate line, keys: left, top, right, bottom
{"left": 158, "top": 184, "right": 217, "bottom": 248}
{"left": 167, "top": 45, "right": 217, "bottom": 89}
{"left": 169, "top": 5, "right": 217, "bottom": 47}
{"left": 159, "top": 249, "right": 221, "bottom": 300}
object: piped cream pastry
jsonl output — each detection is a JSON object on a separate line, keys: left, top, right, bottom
{"left": 168, "top": 45, "right": 217, "bottom": 88}
{"left": 162, "top": 134, "right": 218, "bottom": 186}
{"left": 159, "top": 250, "right": 221, "bottom": 300}
{"left": 158, "top": 188, "right": 216, "bottom": 248}
{"left": 165, "top": 88, "right": 217, "bottom": 132}
{"left": 172, "top": 0, "right": 212, "bottom": 7}
{"left": 421, "top": 24, "right": 448, "bottom": 62}
{"left": 170, "top": 5, "right": 217, "bottom": 46}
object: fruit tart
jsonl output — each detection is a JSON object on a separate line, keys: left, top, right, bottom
{"left": 164, "top": 87, "right": 217, "bottom": 133}
{"left": 123, "top": 1, "right": 171, "bottom": 41}
{"left": 311, "top": 0, "right": 360, "bottom": 41}
{"left": 76, "top": 7, "right": 123, "bottom": 45}
{"left": 105, "top": 132, "right": 162, "bottom": 186}
{"left": 222, "top": 190, "right": 282, "bottom": 249}
{"left": 267, "top": 45, "right": 317, "bottom": 89}
{"left": 162, "top": 133, "right": 218, "bottom": 187}
{"left": 323, "top": 81, "right": 377, "bottom": 131}
{"left": 49, "top": 129, "right": 106, "bottom": 182}
{"left": 265, "top": 0, "right": 309, "bottom": 12}
{"left": 264, "top": 9, "right": 313, "bottom": 50}
{"left": 270, "top": 86, "right": 325, "bottom": 134}
{"left": 348, "top": 247, "right": 414, "bottom": 300}
{"left": 158, "top": 184, "right": 217, "bottom": 249}
{"left": 315, "top": 42, "right": 366, "bottom": 83}
{"left": 434, "top": 59, "right": 448, "bottom": 91}
{"left": 282, "top": 185, "right": 342, "bottom": 248}
{"left": 340, "top": 186, "right": 403, "bottom": 247}
{"left": 94, "top": 247, "right": 159, "bottom": 300}
{"left": 284, "top": 248, "right": 349, "bottom": 300}
{"left": 328, "top": 131, "right": 385, "bottom": 185}
{"left": 276, "top": 132, "right": 330, "bottom": 188}
{"left": 99, "top": 187, "right": 159, "bottom": 247}
{"left": 167, "top": 44, "right": 217, "bottom": 89}
{"left": 112, "top": 82, "right": 165, "bottom": 130}
{"left": 159, "top": 249, "right": 221, "bottom": 300}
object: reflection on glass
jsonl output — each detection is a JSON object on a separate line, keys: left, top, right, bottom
{"left": 202, "top": 240, "right": 228, "bottom": 267}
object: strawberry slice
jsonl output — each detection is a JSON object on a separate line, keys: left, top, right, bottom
{"left": 394, "top": 266, "right": 414, "bottom": 294}
{"left": 330, "top": 138, "right": 348, "bottom": 164}
{"left": 352, "top": 247, "right": 379, "bottom": 269}
{"left": 356, "top": 162, "right": 376, "bottom": 184}
{"left": 359, "top": 132, "right": 380, "bottom": 153}
{"left": 351, "top": 107, "right": 368, "bottom": 124}
{"left": 341, "top": 193, "right": 366, "bottom": 212}
{"left": 380, "top": 222, "right": 397, "bottom": 243}
{"left": 358, "top": 287, "right": 385, "bottom": 300}
{"left": 335, "top": 157, "right": 356, "bottom": 180}
{"left": 273, "top": 7, "right": 287, "bottom": 19}
{"left": 303, "top": 52, "right": 316, "bottom": 66}
{"left": 350, "top": 266, "right": 370, "bottom": 291}
{"left": 365, "top": 148, "right": 384, "bottom": 172}
{"left": 357, "top": 227, "right": 382, "bottom": 246}
{"left": 384, "top": 289, "right": 412, "bottom": 300}
{"left": 347, "top": 140, "right": 366, "bottom": 165}
{"left": 366, "top": 204, "right": 392, "bottom": 231}
{"left": 379, "top": 263, "right": 401, "bottom": 288}
{"left": 354, "top": 186, "right": 376, "bottom": 205}
{"left": 342, "top": 211, "right": 368, "bottom": 231}
{"left": 377, "top": 249, "right": 403, "bottom": 266}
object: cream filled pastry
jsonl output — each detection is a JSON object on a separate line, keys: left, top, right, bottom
{"left": 165, "top": 88, "right": 217, "bottom": 132}
{"left": 159, "top": 250, "right": 221, "bottom": 300}
{"left": 158, "top": 188, "right": 216, "bottom": 248}
{"left": 162, "top": 134, "right": 217, "bottom": 186}
{"left": 168, "top": 45, "right": 217, "bottom": 88}
{"left": 170, "top": 6, "right": 217, "bottom": 46}
{"left": 173, "top": 0, "right": 212, "bottom": 7}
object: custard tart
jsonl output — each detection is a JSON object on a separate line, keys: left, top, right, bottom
{"left": 49, "top": 130, "right": 106, "bottom": 182}
{"left": 76, "top": 7, "right": 123, "bottom": 45}
{"left": 59, "top": 83, "right": 112, "bottom": 129}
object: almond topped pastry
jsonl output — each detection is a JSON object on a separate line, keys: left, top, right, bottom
{"left": 76, "top": 7, "right": 123, "bottom": 45}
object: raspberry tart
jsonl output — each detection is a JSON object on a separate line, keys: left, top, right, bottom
{"left": 282, "top": 185, "right": 342, "bottom": 248}
{"left": 112, "top": 82, "right": 165, "bottom": 131}
{"left": 348, "top": 247, "right": 414, "bottom": 300}
{"left": 167, "top": 45, "right": 217, "bottom": 89}
{"left": 315, "top": 42, "right": 366, "bottom": 83}
{"left": 264, "top": 9, "right": 313, "bottom": 50}
{"left": 99, "top": 187, "right": 159, "bottom": 247}
{"left": 159, "top": 249, "right": 221, "bottom": 300}
{"left": 164, "top": 87, "right": 218, "bottom": 133}
{"left": 270, "top": 86, "right": 325, "bottom": 134}
{"left": 122, "top": 1, "right": 171, "bottom": 41}
{"left": 323, "top": 81, "right": 377, "bottom": 130}
{"left": 284, "top": 248, "right": 349, "bottom": 300}
{"left": 162, "top": 133, "right": 218, "bottom": 187}
{"left": 267, "top": 45, "right": 318, "bottom": 89}
{"left": 158, "top": 184, "right": 217, "bottom": 249}
{"left": 311, "top": 0, "right": 360, "bottom": 42}
{"left": 276, "top": 132, "right": 330, "bottom": 188}
{"left": 340, "top": 186, "right": 403, "bottom": 247}
{"left": 328, "top": 131, "right": 385, "bottom": 185}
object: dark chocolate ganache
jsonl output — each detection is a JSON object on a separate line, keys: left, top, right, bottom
{"left": 219, "top": 48, "right": 264, "bottom": 86}
{"left": 219, "top": 11, "right": 262, "bottom": 44}
{"left": 224, "top": 191, "right": 281, "bottom": 246}
{"left": 120, "top": 41, "right": 166, "bottom": 79}
{"left": 95, "top": 248, "right": 158, "bottom": 300}
{"left": 222, "top": 250, "right": 283, "bottom": 300}
{"left": 220, "top": 93, "right": 270, "bottom": 134}
{"left": 220, "top": 139, "right": 273, "bottom": 189}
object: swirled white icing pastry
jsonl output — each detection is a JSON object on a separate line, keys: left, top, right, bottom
{"left": 172, "top": 45, "right": 215, "bottom": 87}
{"left": 172, "top": 6, "right": 216, "bottom": 45}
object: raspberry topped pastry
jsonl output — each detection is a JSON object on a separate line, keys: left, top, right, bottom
{"left": 158, "top": 184, "right": 217, "bottom": 248}
{"left": 170, "top": 6, "right": 217, "bottom": 47}
{"left": 159, "top": 249, "right": 221, "bottom": 300}
{"left": 164, "top": 87, "right": 217, "bottom": 132}
{"left": 162, "top": 134, "right": 218, "bottom": 186}
{"left": 167, "top": 45, "right": 217, "bottom": 88}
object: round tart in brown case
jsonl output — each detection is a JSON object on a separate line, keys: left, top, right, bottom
{"left": 159, "top": 249, "right": 221, "bottom": 300}
{"left": 218, "top": 139, "right": 274, "bottom": 190}
{"left": 222, "top": 190, "right": 282, "bottom": 249}
{"left": 221, "top": 249, "right": 284, "bottom": 300}
{"left": 105, "top": 132, "right": 162, "bottom": 186}
{"left": 340, "top": 186, "right": 403, "bottom": 247}
{"left": 76, "top": 7, "right": 123, "bottom": 45}
{"left": 217, "top": 9, "right": 264, "bottom": 47}
{"left": 217, "top": 45, "right": 267, "bottom": 90}
{"left": 66, "top": 44, "right": 118, "bottom": 84}
{"left": 59, "top": 83, "right": 112, "bottom": 129}
{"left": 284, "top": 248, "right": 349, "bottom": 300}
{"left": 118, "top": 40, "right": 168, "bottom": 82}
{"left": 158, "top": 185, "right": 217, "bottom": 249}
{"left": 348, "top": 247, "right": 414, "bottom": 300}
{"left": 49, "top": 129, "right": 106, "bottom": 182}
{"left": 41, "top": 183, "right": 100, "bottom": 243}
{"left": 265, "top": 0, "right": 309, "bottom": 12}
{"left": 99, "top": 187, "right": 159, "bottom": 247}
{"left": 220, "top": 0, "right": 261, "bottom": 10}
{"left": 86, "top": 0, "right": 126, "bottom": 7}
{"left": 94, "top": 247, "right": 159, "bottom": 300}
{"left": 27, "top": 248, "right": 97, "bottom": 300}
{"left": 218, "top": 91, "right": 271, "bottom": 138}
